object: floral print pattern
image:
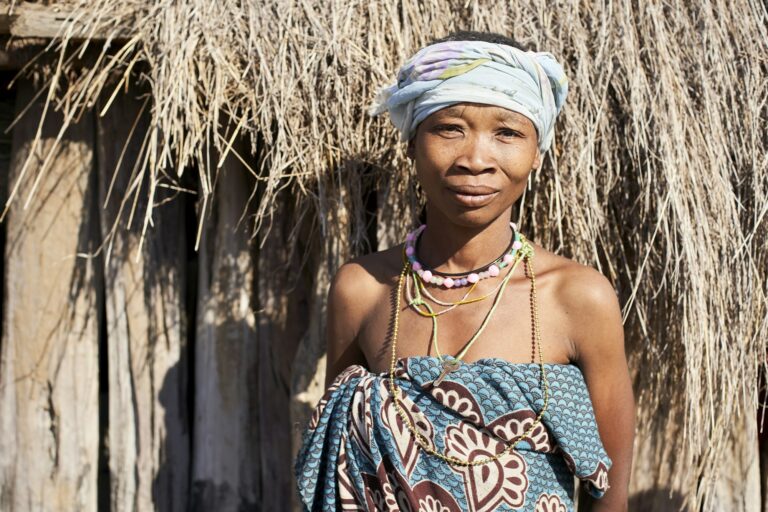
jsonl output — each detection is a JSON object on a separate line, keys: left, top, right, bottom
{"left": 295, "top": 357, "right": 613, "bottom": 511}
{"left": 535, "top": 493, "right": 567, "bottom": 512}
{"left": 444, "top": 420, "right": 529, "bottom": 511}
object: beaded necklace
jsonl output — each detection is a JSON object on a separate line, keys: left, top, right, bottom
{"left": 406, "top": 222, "right": 523, "bottom": 288}
{"left": 387, "top": 233, "right": 551, "bottom": 467}
{"left": 408, "top": 234, "right": 525, "bottom": 310}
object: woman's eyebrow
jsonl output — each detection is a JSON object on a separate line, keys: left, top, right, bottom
{"left": 494, "top": 111, "right": 528, "bottom": 124}
{"left": 435, "top": 106, "right": 466, "bottom": 119}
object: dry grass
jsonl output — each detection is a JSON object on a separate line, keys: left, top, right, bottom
{"left": 4, "top": 0, "right": 767, "bottom": 509}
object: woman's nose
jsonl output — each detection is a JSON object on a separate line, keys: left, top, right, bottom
{"left": 454, "top": 134, "right": 496, "bottom": 174}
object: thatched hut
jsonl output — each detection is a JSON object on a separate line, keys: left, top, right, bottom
{"left": 0, "top": 1, "right": 765, "bottom": 510}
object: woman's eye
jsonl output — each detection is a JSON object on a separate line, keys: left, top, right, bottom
{"left": 434, "top": 124, "right": 463, "bottom": 134}
{"left": 498, "top": 129, "right": 521, "bottom": 138}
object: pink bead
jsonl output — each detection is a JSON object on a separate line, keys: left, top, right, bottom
{"left": 512, "top": 240, "right": 522, "bottom": 250}
{"left": 412, "top": 261, "right": 422, "bottom": 271}
{"left": 468, "top": 273, "right": 479, "bottom": 283}
{"left": 422, "top": 270, "right": 433, "bottom": 281}
{"left": 417, "top": 269, "right": 424, "bottom": 277}
{"left": 406, "top": 232, "right": 415, "bottom": 242}
{"left": 488, "top": 264, "right": 500, "bottom": 277}
{"left": 405, "top": 246, "right": 415, "bottom": 256}
{"left": 503, "top": 254, "right": 514, "bottom": 264}
{"left": 443, "top": 277, "right": 454, "bottom": 288}
{"left": 460, "top": 278, "right": 468, "bottom": 286}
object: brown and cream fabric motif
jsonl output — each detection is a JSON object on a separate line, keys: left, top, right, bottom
{"left": 296, "top": 356, "right": 612, "bottom": 511}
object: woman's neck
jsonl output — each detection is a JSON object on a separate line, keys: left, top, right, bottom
{"left": 417, "top": 206, "right": 515, "bottom": 274}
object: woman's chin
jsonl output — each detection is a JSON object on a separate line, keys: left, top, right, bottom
{"left": 438, "top": 209, "right": 508, "bottom": 230}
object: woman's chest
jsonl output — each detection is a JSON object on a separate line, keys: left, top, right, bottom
{"left": 356, "top": 282, "right": 576, "bottom": 373}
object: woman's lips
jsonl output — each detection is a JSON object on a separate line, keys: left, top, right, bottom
{"left": 447, "top": 186, "right": 499, "bottom": 207}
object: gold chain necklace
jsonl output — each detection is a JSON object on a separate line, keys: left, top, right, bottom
{"left": 409, "top": 248, "right": 523, "bottom": 377}
{"left": 404, "top": 265, "right": 479, "bottom": 316}
{"left": 386, "top": 235, "right": 550, "bottom": 467}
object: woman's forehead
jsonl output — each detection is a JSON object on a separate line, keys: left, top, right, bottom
{"left": 432, "top": 103, "right": 534, "bottom": 126}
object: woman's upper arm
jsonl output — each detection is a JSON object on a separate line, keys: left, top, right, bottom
{"left": 324, "top": 262, "right": 373, "bottom": 388}
{"left": 563, "top": 266, "right": 636, "bottom": 509}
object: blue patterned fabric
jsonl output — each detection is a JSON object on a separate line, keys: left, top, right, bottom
{"left": 295, "top": 356, "right": 611, "bottom": 511}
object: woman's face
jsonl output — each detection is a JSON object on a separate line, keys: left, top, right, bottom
{"left": 409, "top": 102, "right": 541, "bottom": 228}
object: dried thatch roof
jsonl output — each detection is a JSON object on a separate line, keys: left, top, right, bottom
{"left": 4, "top": 0, "right": 767, "bottom": 509}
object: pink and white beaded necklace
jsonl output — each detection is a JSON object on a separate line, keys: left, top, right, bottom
{"left": 405, "top": 222, "right": 523, "bottom": 289}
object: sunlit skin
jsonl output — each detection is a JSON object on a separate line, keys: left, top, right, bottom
{"left": 407, "top": 103, "right": 540, "bottom": 273}
{"left": 324, "top": 102, "right": 635, "bottom": 511}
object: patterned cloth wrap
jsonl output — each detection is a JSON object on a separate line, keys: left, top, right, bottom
{"left": 369, "top": 40, "right": 569, "bottom": 153}
{"left": 295, "top": 356, "right": 612, "bottom": 511}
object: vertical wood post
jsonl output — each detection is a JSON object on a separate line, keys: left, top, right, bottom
{"left": 96, "top": 86, "right": 190, "bottom": 512}
{"left": 0, "top": 79, "right": 99, "bottom": 511}
{"left": 289, "top": 174, "right": 356, "bottom": 511}
{"left": 289, "top": 257, "right": 333, "bottom": 512}
{"left": 710, "top": 412, "right": 761, "bottom": 511}
{"left": 191, "top": 145, "right": 259, "bottom": 510}
{"left": 256, "top": 195, "right": 312, "bottom": 510}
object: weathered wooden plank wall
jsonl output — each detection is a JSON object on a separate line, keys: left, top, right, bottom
{"left": 0, "top": 74, "right": 314, "bottom": 511}
{"left": 289, "top": 262, "right": 332, "bottom": 512}
{"left": 712, "top": 414, "right": 761, "bottom": 511}
{"left": 624, "top": 343, "right": 762, "bottom": 511}
{"left": 96, "top": 85, "right": 190, "bottom": 511}
{"left": 257, "top": 195, "right": 314, "bottom": 511}
{"left": 0, "top": 78, "right": 100, "bottom": 511}
{"left": 191, "top": 144, "right": 259, "bottom": 510}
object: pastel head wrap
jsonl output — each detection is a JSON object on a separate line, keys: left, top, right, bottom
{"left": 370, "top": 40, "right": 569, "bottom": 153}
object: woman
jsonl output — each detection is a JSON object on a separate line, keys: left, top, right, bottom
{"left": 295, "top": 31, "right": 635, "bottom": 511}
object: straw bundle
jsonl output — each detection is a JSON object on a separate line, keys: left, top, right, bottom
{"left": 5, "top": 0, "right": 767, "bottom": 509}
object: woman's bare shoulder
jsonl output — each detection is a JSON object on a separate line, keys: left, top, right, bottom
{"left": 324, "top": 245, "right": 404, "bottom": 385}
{"left": 529, "top": 241, "right": 623, "bottom": 357}
{"left": 528, "top": 240, "right": 617, "bottom": 303}
{"left": 328, "top": 247, "right": 400, "bottom": 330}
{"left": 332, "top": 244, "right": 404, "bottom": 296}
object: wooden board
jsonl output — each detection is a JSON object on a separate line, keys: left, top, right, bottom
{"left": 0, "top": 2, "right": 131, "bottom": 39}
{"left": 288, "top": 256, "right": 334, "bottom": 512}
{"left": 0, "top": 77, "right": 99, "bottom": 511}
{"left": 96, "top": 83, "right": 190, "bottom": 511}
{"left": 289, "top": 178, "right": 354, "bottom": 511}
{"left": 710, "top": 412, "right": 760, "bottom": 512}
{"left": 190, "top": 143, "right": 259, "bottom": 510}
{"left": 256, "top": 195, "right": 312, "bottom": 510}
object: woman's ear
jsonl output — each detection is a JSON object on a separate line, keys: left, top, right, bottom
{"left": 532, "top": 149, "right": 542, "bottom": 170}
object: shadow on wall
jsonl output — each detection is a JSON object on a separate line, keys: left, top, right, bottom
{"left": 628, "top": 488, "right": 687, "bottom": 511}
{"left": 152, "top": 355, "right": 191, "bottom": 512}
